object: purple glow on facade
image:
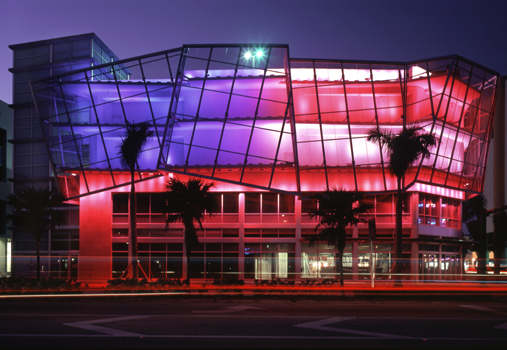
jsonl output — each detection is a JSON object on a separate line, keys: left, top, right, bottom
{"left": 30, "top": 44, "right": 499, "bottom": 198}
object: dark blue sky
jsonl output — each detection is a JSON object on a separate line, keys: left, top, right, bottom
{"left": 2, "top": 0, "right": 506, "bottom": 103}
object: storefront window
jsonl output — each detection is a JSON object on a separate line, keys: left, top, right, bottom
{"left": 244, "top": 243, "right": 295, "bottom": 279}
{"left": 419, "top": 193, "right": 439, "bottom": 225}
{"left": 301, "top": 243, "right": 352, "bottom": 279}
{"left": 441, "top": 197, "right": 460, "bottom": 228}
{"left": 356, "top": 243, "right": 393, "bottom": 278}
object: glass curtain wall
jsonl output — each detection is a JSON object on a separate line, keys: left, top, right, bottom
{"left": 160, "top": 45, "right": 297, "bottom": 193}
{"left": 31, "top": 48, "right": 182, "bottom": 197}
{"left": 32, "top": 49, "right": 499, "bottom": 199}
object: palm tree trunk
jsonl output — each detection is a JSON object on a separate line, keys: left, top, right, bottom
{"left": 36, "top": 241, "right": 41, "bottom": 281}
{"left": 130, "top": 168, "right": 138, "bottom": 280}
{"left": 395, "top": 177, "right": 403, "bottom": 286}
{"left": 185, "top": 246, "right": 191, "bottom": 286}
{"left": 338, "top": 250, "right": 344, "bottom": 286}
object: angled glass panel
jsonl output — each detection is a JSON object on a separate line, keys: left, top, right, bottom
{"left": 175, "top": 86, "right": 201, "bottom": 117}
{"left": 187, "top": 146, "right": 217, "bottom": 167}
{"left": 406, "top": 62, "right": 432, "bottom": 124}
{"left": 186, "top": 47, "right": 211, "bottom": 60}
{"left": 260, "top": 77, "right": 288, "bottom": 103}
{"left": 297, "top": 141, "right": 323, "bottom": 167}
{"left": 299, "top": 169, "right": 327, "bottom": 192}
{"left": 121, "top": 95, "right": 153, "bottom": 123}
{"left": 295, "top": 120, "right": 322, "bottom": 143}
{"left": 257, "top": 99, "right": 287, "bottom": 119}
{"left": 198, "top": 90, "right": 229, "bottom": 120}
{"left": 352, "top": 136, "right": 381, "bottom": 166}
{"left": 181, "top": 56, "right": 208, "bottom": 85}
{"left": 293, "top": 86, "right": 318, "bottom": 116}
{"left": 137, "top": 141, "right": 160, "bottom": 170}
{"left": 277, "top": 129, "right": 295, "bottom": 164}
{"left": 323, "top": 139, "right": 352, "bottom": 167}
{"left": 210, "top": 47, "right": 241, "bottom": 65}
{"left": 140, "top": 55, "right": 173, "bottom": 80}
{"left": 82, "top": 134, "right": 107, "bottom": 169}
{"left": 216, "top": 150, "right": 245, "bottom": 167}
{"left": 219, "top": 121, "right": 252, "bottom": 155}
{"left": 190, "top": 119, "right": 222, "bottom": 149}
{"left": 318, "top": 82, "right": 346, "bottom": 114}
{"left": 89, "top": 83, "right": 122, "bottom": 124}
{"left": 204, "top": 75, "right": 235, "bottom": 96}
{"left": 270, "top": 162, "right": 298, "bottom": 192}
{"left": 320, "top": 123, "right": 350, "bottom": 141}
{"left": 232, "top": 76, "right": 264, "bottom": 99}
{"left": 207, "top": 58, "right": 236, "bottom": 77}
{"left": 242, "top": 156, "right": 271, "bottom": 187}
{"left": 355, "top": 170, "right": 385, "bottom": 192}
{"left": 118, "top": 81, "right": 147, "bottom": 100}
{"left": 238, "top": 47, "right": 268, "bottom": 71}
{"left": 165, "top": 138, "right": 186, "bottom": 167}
{"left": 228, "top": 94, "right": 258, "bottom": 118}
{"left": 215, "top": 163, "right": 242, "bottom": 182}
{"left": 266, "top": 47, "right": 287, "bottom": 71}
{"left": 248, "top": 127, "right": 280, "bottom": 160}
{"left": 426, "top": 59, "right": 453, "bottom": 118}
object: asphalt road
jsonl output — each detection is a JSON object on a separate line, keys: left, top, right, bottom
{"left": 1, "top": 298, "right": 507, "bottom": 348}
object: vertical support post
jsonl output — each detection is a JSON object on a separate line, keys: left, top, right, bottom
{"left": 493, "top": 77, "right": 506, "bottom": 275}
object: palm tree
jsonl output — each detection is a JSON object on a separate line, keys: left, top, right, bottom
{"left": 7, "top": 188, "right": 65, "bottom": 280}
{"left": 367, "top": 124, "right": 437, "bottom": 280}
{"left": 462, "top": 194, "right": 488, "bottom": 275}
{"left": 164, "top": 177, "right": 219, "bottom": 284}
{"left": 309, "top": 189, "right": 374, "bottom": 286}
{"left": 118, "top": 120, "right": 153, "bottom": 279}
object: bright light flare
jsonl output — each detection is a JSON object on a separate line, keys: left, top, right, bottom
{"left": 244, "top": 52, "right": 252, "bottom": 59}
{"left": 256, "top": 50, "right": 263, "bottom": 58}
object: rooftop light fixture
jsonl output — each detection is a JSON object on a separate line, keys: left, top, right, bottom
{"left": 244, "top": 51, "right": 252, "bottom": 59}
{"left": 256, "top": 50, "right": 263, "bottom": 58}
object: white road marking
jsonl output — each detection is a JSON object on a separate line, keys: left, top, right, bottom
{"left": 294, "top": 317, "right": 415, "bottom": 339}
{"left": 494, "top": 322, "right": 507, "bottom": 330}
{"left": 1, "top": 334, "right": 507, "bottom": 341}
{"left": 461, "top": 305, "right": 507, "bottom": 316}
{"left": 64, "top": 316, "right": 152, "bottom": 337}
{"left": 192, "top": 306, "right": 265, "bottom": 314}
{"left": 461, "top": 305, "right": 507, "bottom": 330}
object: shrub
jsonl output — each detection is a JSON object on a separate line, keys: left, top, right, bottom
{"left": 212, "top": 278, "right": 244, "bottom": 286}
{"left": 0, "top": 276, "right": 81, "bottom": 294}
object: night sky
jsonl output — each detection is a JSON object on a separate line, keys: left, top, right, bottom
{"left": 1, "top": 0, "right": 506, "bottom": 104}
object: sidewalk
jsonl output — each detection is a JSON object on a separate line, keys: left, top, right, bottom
{"left": 3, "top": 279, "right": 507, "bottom": 300}
{"left": 77, "top": 279, "right": 507, "bottom": 296}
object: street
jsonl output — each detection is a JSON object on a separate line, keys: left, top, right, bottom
{"left": 1, "top": 298, "right": 507, "bottom": 348}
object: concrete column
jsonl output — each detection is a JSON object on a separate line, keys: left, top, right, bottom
{"left": 238, "top": 193, "right": 245, "bottom": 280}
{"left": 295, "top": 197, "right": 302, "bottom": 281}
{"left": 493, "top": 77, "right": 506, "bottom": 273}
{"left": 493, "top": 77, "right": 506, "bottom": 209}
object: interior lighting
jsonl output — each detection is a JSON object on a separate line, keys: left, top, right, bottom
{"left": 244, "top": 52, "right": 252, "bottom": 59}
{"left": 256, "top": 50, "right": 263, "bottom": 58}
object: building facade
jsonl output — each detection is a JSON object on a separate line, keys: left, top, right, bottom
{"left": 0, "top": 100, "right": 12, "bottom": 277}
{"left": 9, "top": 34, "right": 123, "bottom": 279}
{"left": 11, "top": 36, "right": 500, "bottom": 283}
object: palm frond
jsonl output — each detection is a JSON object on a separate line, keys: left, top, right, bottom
{"left": 308, "top": 189, "right": 373, "bottom": 252}
{"left": 118, "top": 121, "right": 154, "bottom": 170}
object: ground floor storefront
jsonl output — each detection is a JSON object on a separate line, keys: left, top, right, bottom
{"left": 108, "top": 240, "right": 464, "bottom": 282}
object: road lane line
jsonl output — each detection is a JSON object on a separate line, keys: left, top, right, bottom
{"left": 1, "top": 334, "right": 507, "bottom": 341}
{"left": 494, "top": 322, "right": 507, "bottom": 329}
{"left": 64, "top": 315, "right": 152, "bottom": 337}
{"left": 192, "top": 306, "right": 265, "bottom": 314}
{"left": 294, "top": 317, "right": 415, "bottom": 339}
{"left": 460, "top": 305, "right": 507, "bottom": 316}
